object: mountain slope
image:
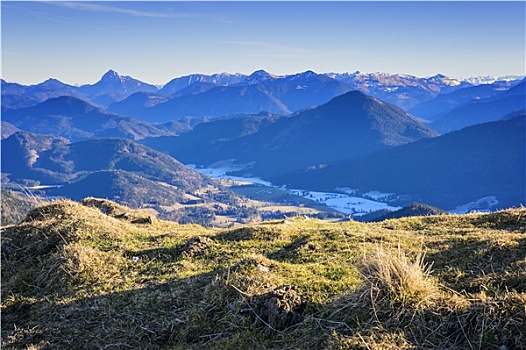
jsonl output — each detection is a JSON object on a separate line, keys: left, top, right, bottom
{"left": 326, "top": 72, "right": 472, "bottom": 109}
{"left": 173, "top": 81, "right": 219, "bottom": 96}
{"left": 2, "top": 135, "right": 247, "bottom": 224}
{"left": 1, "top": 121, "right": 21, "bottom": 139}
{"left": 35, "top": 138, "right": 212, "bottom": 191}
{"left": 159, "top": 91, "right": 438, "bottom": 180}
{"left": 1, "top": 94, "right": 41, "bottom": 110}
{"left": 1, "top": 133, "right": 211, "bottom": 190}
{"left": 259, "top": 71, "right": 352, "bottom": 112}
{"left": 142, "top": 113, "right": 283, "bottom": 156}
{"left": 368, "top": 203, "right": 448, "bottom": 222}
{"left": 1, "top": 78, "right": 85, "bottom": 108}
{"left": 286, "top": 115, "right": 525, "bottom": 210}
{"left": 409, "top": 80, "right": 519, "bottom": 120}
{"left": 1, "top": 79, "right": 26, "bottom": 95}
{"left": 1, "top": 131, "right": 70, "bottom": 182}
{"left": 244, "top": 69, "right": 281, "bottom": 85}
{"left": 106, "top": 92, "right": 171, "bottom": 117}
{"left": 1, "top": 189, "right": 45, "bottom": 225}
{"left": 429, "top": 81, "right": 526, "bottom": 133}
{"left": 47, "top": 170, "right": 190, "bottom": 207}
{"left": 135, "top": 84, "right": 291, "bottom": 122}
{"left": 107, "top": 82, "right": 224, "bottom": 119}
{"left": 2, "top": 96, "right": 174, "bottom": 141}
{"left": 431, "top": 94, "right": 526, "bottom": 133}
{"left": 159, "top": 72, "right": 246, "bottom": 95}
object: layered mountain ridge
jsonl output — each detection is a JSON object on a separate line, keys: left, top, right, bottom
{"left": 1, "top": 133, "right": 245, "bottom": 224}
{"left": 2, "top": 96, "right": 179, "bottom": 141}
{"left": 5, "top": 69, "right": 522, "bottom": 115}
{"left": 281, "top": 114, "right": 525, "bottom": 210}
{"left": 2, "top": 69, "right": 524, "bottom": 221}
{"left": 143, "top": 90, "right": 439, "bottom": 179}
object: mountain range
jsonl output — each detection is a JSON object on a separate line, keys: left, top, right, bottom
{"left": 2, "top": 96, "right": 181, "bottom": 141}
{"left": 107, "top": 70, "right": 354, "bottom": 122}
{"left": 3, "top": 70, "right": 523, "bottom": 136}
{"left": 428, "top": 80, "right": 526, "bottom": 133}
{"left": 143, "top": 90, "right": 438, "bottom": 179}
{"left": 76, "top": 69, "right": 158, "bottom": 107}
{"left": 5, "top": 69, "right": 522, "bottom": 117}
{"left": 2, "top": 68, "right": 524, "bottom": 221}
{"left": 1, "top": 70, "right": 158, "bottom": 110}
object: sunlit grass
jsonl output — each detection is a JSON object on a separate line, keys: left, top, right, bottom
{"left": 2, "top": 200, "right": 525, "bottom": 349}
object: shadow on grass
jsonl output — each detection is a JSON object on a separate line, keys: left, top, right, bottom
{"left": 214, "top": 225, "right": 284, "bottom": 242}
{"left": 2, "top": 260, "right": 316, "bottom": 350}
{"left": 2, "top": 267, "right": 245, "bottom": 349}
{"left": 426, "top": 235, "right": 526, "bottom": 293}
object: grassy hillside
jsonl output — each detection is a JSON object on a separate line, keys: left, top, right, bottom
{"left": 2, "top": 199, "right": 525, "bottom": 349}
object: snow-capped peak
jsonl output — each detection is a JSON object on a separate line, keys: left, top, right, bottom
{"left": 461, "top": 75, "right": 525, "bottom": 85}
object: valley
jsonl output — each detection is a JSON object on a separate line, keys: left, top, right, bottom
{"left": 1, "top": 69, "right": 524, "bottom": 227}
{"left": 189, "top": 162, "right": 402, "bottom": 217}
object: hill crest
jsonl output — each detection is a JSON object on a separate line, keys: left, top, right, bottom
{"left": 2, "top": 199, "right": 525, "bottom": 349}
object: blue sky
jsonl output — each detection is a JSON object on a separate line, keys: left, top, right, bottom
{"left": 2, "top": 1, "right": 525, "bottom": 85}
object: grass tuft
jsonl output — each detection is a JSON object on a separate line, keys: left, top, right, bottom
{"left": 358, "top": 245, "right": 438, "bottom": 308}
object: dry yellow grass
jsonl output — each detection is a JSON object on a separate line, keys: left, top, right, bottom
{"left": 358, "top": 245, "right": 438, "bottom": 308}
{"left": 1, "top": 200, "right": 525, "bottom": 349}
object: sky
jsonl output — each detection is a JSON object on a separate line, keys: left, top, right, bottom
{"left": 2, "top": 1, "right": 525, "bottom": 85}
